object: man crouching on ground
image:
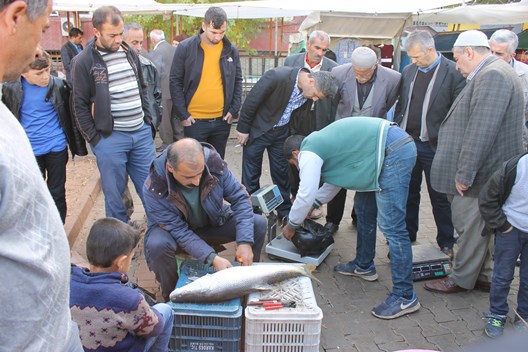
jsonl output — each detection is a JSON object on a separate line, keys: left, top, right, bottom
{"left": 142, "top": 138, "right": 267, "bottom": 301}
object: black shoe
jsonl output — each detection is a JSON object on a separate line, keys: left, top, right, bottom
{"left": 324, "top": 222, "right": 339, "bottom": 234}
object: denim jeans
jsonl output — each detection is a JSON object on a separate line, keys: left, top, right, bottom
{"left": 376, "top": 131, "right": 416, "bottom": 297}
{"left": 144, "top": 214, "right": 267, "bottom": 300}
{"left": 490, "top": 227, "right": 528, "bottom": 319}
{"left": 183, "top": 117, "right": 231, "bottom": 159}
{"left": 354, "top": 191, "right": 377, "bottom": 268}
{"left": 91, "top": 123, "right": 155, "bottom": 223}
{"left": 144, "top": 303, "right": 174, "bottom": 352}
{"left": 406, "top": 140, "right": 455, "bottom": 248}
{"left": 241, "top": 126, "right": 292, "bottom": 219}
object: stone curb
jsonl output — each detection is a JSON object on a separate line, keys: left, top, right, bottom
{"left": 66, "top": 173, "right": 102, "bottom": 248}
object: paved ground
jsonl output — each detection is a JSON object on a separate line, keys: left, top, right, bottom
{"left": 70, "top": 129, "right": 522, "bottom": 352}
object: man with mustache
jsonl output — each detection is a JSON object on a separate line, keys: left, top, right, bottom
{"left": 71, "top": 6, "right": 156, "bottom": 224}
{"left": 142, "top": 138, "right": 267, "bottom": 301}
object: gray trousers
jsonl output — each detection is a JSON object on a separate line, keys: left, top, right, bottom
{"left": 450, "top": 194, "right": 494, "bottom": 289}
{"left": 159, "top": 98, "right": 184, "bottom": 146}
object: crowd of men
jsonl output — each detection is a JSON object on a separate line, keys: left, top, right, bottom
{"left": 1, "top": 0, "right": 528, "bottom": 350}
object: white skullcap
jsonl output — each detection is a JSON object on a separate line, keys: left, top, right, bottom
{"left": 351, "top": 47, "right": 377, "bottom": 69}
{"left": 453, "top": 30, "right": 490, "bottom": 49}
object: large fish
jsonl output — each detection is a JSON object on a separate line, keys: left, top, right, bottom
{"left": 170, "top": 263, "right": 318, "bottom": 303}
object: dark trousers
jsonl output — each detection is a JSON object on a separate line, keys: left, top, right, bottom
{"left": 159, "top": 98, "right": 184, "bottom": 146}
{"left": 36, "top": 148, "right": 68, "bottom": 223}
{"left": 184, "top": 117, "right": 231, "bottom": 159}
{"left": 242, "top": 127, "right": 292, "bottom": 219}
{"left": 144, "top": 214, "right": 267, "bottom": 300}
{"left": 490, "top": 227, "right": 528, "bottom": 319}
{"left": 406, "top": 140, "right": 455, "bottom": 248}
{"left": 326, "top": 188, "right": 348, "bottom": 225}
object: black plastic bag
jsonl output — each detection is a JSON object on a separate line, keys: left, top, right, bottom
{"left": 291, "top": 219, "right": 335, "bottom": 257}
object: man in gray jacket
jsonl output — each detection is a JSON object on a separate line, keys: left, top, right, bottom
{"left": 425, "top": 30, "right": 525, "bottom": 294}
{"left": 325, "top": 46, "right": 401, "bottom": 237}
{"left": 149, "top": 29, "right": 183, "bottom": 151}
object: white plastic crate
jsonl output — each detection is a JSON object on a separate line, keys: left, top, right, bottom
{"left": 244, "top": 275, "right": 322, "bottom": 352}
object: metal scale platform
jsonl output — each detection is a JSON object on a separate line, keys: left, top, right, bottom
{"left": 250, "top": 185, "right": 334, "bottom": 267}
{"left": 411, "top": 244, "right": 452, "bottom": 281}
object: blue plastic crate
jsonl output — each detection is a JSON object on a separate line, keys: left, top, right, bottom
{"left": 168, "top": 260, "right": 242, "bottom": 352}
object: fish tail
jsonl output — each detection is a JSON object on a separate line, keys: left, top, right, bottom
{"left": 302, "top": 263, "right": 321, "bottom": 283}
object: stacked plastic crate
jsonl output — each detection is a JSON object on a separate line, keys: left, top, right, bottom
{"left": 245, "top": 275, "right": 323, "bottom": 352}
{"left": 168, "top": 260, "right": 243, "bottom": 352}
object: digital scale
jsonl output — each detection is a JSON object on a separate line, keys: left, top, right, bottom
{"left": 250, "top": 185, "right": 334, "bottom": 266}
{"left": 412, "top": 244, "right": 452, "bottom": 281}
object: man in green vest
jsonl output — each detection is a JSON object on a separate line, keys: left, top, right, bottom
{"left": 283, "top": 117, "right": 419, "bottom": 320}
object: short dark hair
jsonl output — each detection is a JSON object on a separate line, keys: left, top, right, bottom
{"left": 69, "top": 27, "right": 83, "bottom": 38}
{"left": 283, "top": 134, "right": 305, "bottom": 160}
{"left": 204, "top": 6, "right": 227, "bottom": 29}
{"left": 92, "top": 6, "right": 123, "bottom": 30}
{"left": 25, "top": 50, "right": 50, "bottom": 71}
{"left": 0, "top": 0, "right": 49, "bottom": 22}
{"left": 86, "top": 218, "right": 141, "bottom": 268}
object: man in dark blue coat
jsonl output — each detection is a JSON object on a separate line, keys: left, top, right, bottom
{"left": 142, "top": 138, "right": 266, "bottom": 300}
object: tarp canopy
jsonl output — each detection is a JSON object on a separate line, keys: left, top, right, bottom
{"left": 414, "top": 0, "right": 528, "bottom": 25}
{"left": 51, "top": 0, "right": 178, "bottom": 14}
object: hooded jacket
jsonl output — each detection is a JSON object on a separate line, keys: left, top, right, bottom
{"left": 142, "top": 143, "right": 255, "bottom": 262}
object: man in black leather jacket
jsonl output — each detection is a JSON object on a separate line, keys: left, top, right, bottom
{"left": 2, "top": 51, "right": 87, "bottom": 222}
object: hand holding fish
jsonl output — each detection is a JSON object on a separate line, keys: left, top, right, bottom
{"left": 282, "top": 224, "right": 295, "bottom": 241}
{"left": 235, "top": 244, "right": 254, "bottom": 266}
{"left": 212, "top": 255, "right": 233, "bottom": 271}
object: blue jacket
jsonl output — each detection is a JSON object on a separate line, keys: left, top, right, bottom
{"left": 143, "top": 143, "right": 255, "bottom": 262}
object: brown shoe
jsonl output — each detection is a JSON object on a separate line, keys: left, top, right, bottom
{"left": 424, "top": 276, "right": 467, "bottom": 293}
{"left": 474, "top": 280, "right": 491, "bottom": 292}
{"left": 440, "top": 247, "right": 454, "bottom": 261}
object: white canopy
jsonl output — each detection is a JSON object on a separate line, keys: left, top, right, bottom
{"left": 414, "top": 0, "right": 528, "bottom": 25}
{"left": 51, "top": 0, "right": 178, "bottom": 14}
{"left": 171, "top": 0, "right": 464, "bottom": 22}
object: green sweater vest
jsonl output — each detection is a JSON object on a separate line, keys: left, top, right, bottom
{"left": 301, "top": 117, "right": 390, "bottom": 191}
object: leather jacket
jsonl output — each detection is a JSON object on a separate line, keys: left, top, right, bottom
{"left": 2, "top": 76, "right": 88, "bottom": 157}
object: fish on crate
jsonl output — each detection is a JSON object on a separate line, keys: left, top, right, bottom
{"left": 169, "top": 263, "right": 318, "bottom": 303}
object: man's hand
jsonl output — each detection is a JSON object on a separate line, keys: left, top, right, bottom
{"left": 182, "top": 116, "right": 195, "bottom": 127}
{"left": 224, "top": 112, "right": 236, "bottom": 124}
{"left": 282, "top": 224, "right": 296, "bottom": 241}
{"left": 212, "top": 255, "right": 232, "bottom": 271}
{"left": 237, "top": 131, "right": 249, "bottom": 146}
{"left": 235, "top": 244, "right": 254, "bottom": 266}
{"left": 455, "top": 181, "right": 469, "bottom": 197}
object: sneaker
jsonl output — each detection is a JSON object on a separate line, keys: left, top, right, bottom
{"left": 334, "top": 260, "right": 378, "bottom": 281}
{"left": 483, "top": 312, "right": 506, "bottom": 338}
{"left": 371, "top": 292, "right": 421, "bottom": 320}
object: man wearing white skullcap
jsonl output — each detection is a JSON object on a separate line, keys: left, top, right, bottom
{"left": 330, "top": 46, "right": 404, "bottom": 316}
{"left": 425, "top": 30, "right": 525, "bottom": 299}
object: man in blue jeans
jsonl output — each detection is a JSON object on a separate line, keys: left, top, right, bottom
{"left": 282, "top": 117, "right": 419, "bottom": 319}
{"left": 72, "top": 6, "right": 155, "bottom": 223}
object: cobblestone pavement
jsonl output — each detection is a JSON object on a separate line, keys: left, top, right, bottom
{"left": 71, "top": 131, "right": 522, "bottom": 352}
